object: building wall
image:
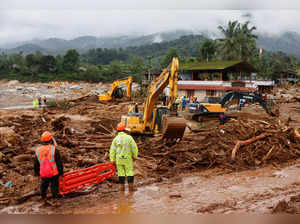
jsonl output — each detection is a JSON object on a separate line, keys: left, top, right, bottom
{"left": 178, "top": 89, "right": 225, "bottom": 101}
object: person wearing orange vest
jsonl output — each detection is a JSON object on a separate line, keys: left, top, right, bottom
{"left": 34, "top": 131, "right": 63, "bottom": 205}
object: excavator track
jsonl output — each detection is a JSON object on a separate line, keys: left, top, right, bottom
{"left": 161, "top": 116, "right": 186, "bottom": 141}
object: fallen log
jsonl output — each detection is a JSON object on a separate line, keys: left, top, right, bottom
{"left": 231, "top": 133, "right": 270, "bottom": 160}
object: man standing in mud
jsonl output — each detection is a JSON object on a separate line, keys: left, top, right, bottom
{"left": 34, "top": 131, "right": 64, "bottom": 206}
{"left": 110, "top": 123, "right": 138, "bottom": 192}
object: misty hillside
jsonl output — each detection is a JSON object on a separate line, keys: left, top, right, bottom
{"left": 1, "top": 30, "right": 195, "bottom": 55}
{"left": 257, "top": 32, "right": 300, "bottom": 58}
{"left": 1, "top": 30, "right": 300, "bottom": 58}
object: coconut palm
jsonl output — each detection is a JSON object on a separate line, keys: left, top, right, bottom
{"left": 217, "top": 20, "right": 240, "bottom": 60}
{"left": 218, "top": 20, "right": 257, "bottom": 61}
{"left": 198, "top": 39, "right": 218, "bottom": 61}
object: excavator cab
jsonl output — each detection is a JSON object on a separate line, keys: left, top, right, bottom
{"left": 99, "top": 76, "right": 132, "bottom": 102}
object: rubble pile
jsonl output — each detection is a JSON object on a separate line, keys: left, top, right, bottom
{"left": 137, "top": 118, "right": 300, "bottom": 177}
{"left": 0, "top": 94, "right": 299, "bottom": 208}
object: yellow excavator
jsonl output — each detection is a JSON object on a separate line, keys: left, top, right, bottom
{"left": 121, "top": 58, "right": 186, "bottom": 141}
{"left": 185, "top": 91, "right": 278, "bottom": 122}
{"left": 98, "top": 76, "right": 132, "bottom": 102}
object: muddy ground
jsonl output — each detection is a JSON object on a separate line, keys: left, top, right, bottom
{"left": 0, "top": 81, "right": 299, "bottom": 214}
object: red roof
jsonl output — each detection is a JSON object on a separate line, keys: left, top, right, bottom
{"left": 178, "top": 85, "right": 255, "bottom": 91}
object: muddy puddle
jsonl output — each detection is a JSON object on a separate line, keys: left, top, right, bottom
{"left": 4, "top": 162, "right": 298, "bottom": 214}
{"left": 69, "top": 163, "right": 300, "bottom": 214}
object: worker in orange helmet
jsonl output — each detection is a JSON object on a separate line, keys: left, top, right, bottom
{"left": 110, "top": 123, "right": 138, "bottom": 192}
{"left": 34, "top": 131, "right": 64, "bottom": 206}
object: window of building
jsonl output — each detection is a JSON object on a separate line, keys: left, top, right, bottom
{"left": 206, "top": 90, "right": 216, "bottom": 96}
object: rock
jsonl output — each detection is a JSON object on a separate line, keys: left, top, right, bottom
{"left": 70, "top": 85, "right": 83, "bottom": 90}
{"left": 26, "top": 87, "right": 38, "bottom": 91}
{"left": 0, "top": 127, "right": 20, "bottom": 146}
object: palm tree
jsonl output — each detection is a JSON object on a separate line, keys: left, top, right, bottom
{"left": 218, "top": 20, "right": 257, "bottom": 61}
{"left": 238, "top": 21, "right": 257, "bottom": 61}
{"left": 198, "top": 39, "right": 218, "bottom": 61}
{"left": 217, "top": 20, "right": 240, "bottom": 60}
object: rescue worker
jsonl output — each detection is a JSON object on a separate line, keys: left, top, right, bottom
{"left": 38, "top": 97, "right": 42, "bottom": 107}
{"left": 110, "top": 123, "right": 138, "bottom": 192}
{"left": 219, "top": 113, "right": 226, "bottom": 127}
{"left": 33, "top": 98, "right": 39, "bottom": 108}
{"left": 128, "top": 104, "right": 134, "bottom": 113}
{"left": 175, "top": 97, "right": 181, "bottom": 110}
{"left": 134, "top": 103, "right": 139, "bottom": 113}
{"left": 181, "top": 96, "right": 186, "bottom": 111}
{"left": 34, "top": 131, "right": 63, "bottom": 205}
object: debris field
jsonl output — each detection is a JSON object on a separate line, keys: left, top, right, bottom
{"left": 0, "top": 81, "right": 299, "bottom": 213}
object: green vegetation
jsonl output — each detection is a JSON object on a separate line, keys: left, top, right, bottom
{"left": 46, "top": 100, "right": 77, "bottom": 110}
{"left": 0, "top": 21, "right": 299, "bottom": 82}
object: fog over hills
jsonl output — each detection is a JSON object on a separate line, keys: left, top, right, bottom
{"left": 1, "top": 29, "right": 300, "bottom": 58}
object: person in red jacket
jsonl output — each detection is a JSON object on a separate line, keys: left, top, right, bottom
{"left": 34, "top": 131, "right": 63, "bottom": 205}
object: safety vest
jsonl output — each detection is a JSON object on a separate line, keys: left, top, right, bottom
{"left": 110, "top": 132, "right": 138, "bottom": 165}
{"left": 35, "top": 145, "right": 59, "bottom": 176}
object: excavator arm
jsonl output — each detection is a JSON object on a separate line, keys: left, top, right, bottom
{"left": 220, "top": 91, "right": 278, "bottom": 116}
{"left": 99, "top": 76, "right": 132, "bottom": 101}
{"left": 143, "top": 58, "right": 179, "bottom": 125}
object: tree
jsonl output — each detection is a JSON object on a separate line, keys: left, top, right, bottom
{"left": 237, "top": 21, "right": 258, "bottom": 61}
{"left": 198, "top": 39, "right": 218, "bottom": 61}
{"left": 161, "top": 48, "right": 179, "bottom": 68}
{"left": 218, "top": 20, "right": 257, "bottom": 61}
{"left": 130, "top": 56, "right": 145, "bottom": 74}
{"left": 63, "top": 49, "right": 80, "bottom": 72}
{"left": 82, "top": 65, "right": 104, "bottom": 82}
{"left": 39, "top": 55, "right": 57, "bottom": 73}
{"left": 25, "top": 54, "right": 37, "bottom": 68}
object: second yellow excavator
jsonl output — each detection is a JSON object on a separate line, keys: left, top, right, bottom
{"left": 120, "top": 58, "right": 186, "bottom": 141}
{"left": 98, "top": 76, "right": 132, "bottom": 102}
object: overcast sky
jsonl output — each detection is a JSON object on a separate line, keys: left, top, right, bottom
{"left": 0, "top": 0, "right": 300, "bottom": 45}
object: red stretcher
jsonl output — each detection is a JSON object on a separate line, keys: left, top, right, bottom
{"left": 59, "top": 162, "right": 116, "bottom": 195}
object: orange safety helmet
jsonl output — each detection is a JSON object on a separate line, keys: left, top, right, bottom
{"left": 117, "top": 123, "right": 125, "bottom": 131}
{"left": 41, "top": 131, "right": 53, "bottom": 142}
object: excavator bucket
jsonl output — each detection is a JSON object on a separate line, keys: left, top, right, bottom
{"left": 161, "top": 116, "right": 186, "bottom": 141}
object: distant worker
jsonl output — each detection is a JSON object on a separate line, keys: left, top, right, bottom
{"left": 33, "top": 98, "right": 39, "bottom": 108}
{"left": 34, "top": 131, "right": 64, "bottom": 206}
{"left": 109, "top": 123, "right": 138, "bottom": 192}
{"left": 239, "top": 98, "right": 245, "bottom": 111}
{"left": 219, "top": 113, "right": 227, "bottom": 127}
{"left": 190, "top": 96, "right": 194, "bottom": 104}
{"left": 128, "top": 104, "right": 134, "bottom": 113}
{"left": 43, "top": 96, "right": 47, "bottom": 105}
{"left": 134, "top": 103, "right": 139, "bottom": 113}
{"left": 38, "top": 97, "right": 42, "bottom": 107}
{"left": 162, "top": 94, "right": 167, "bottom": 106}
{"left": 181, "top": 96, "right": 186, "bottom": 111}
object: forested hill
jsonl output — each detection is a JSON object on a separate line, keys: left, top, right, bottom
{"left": 2, "top": 30, "right": 300, "bottom": 59}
